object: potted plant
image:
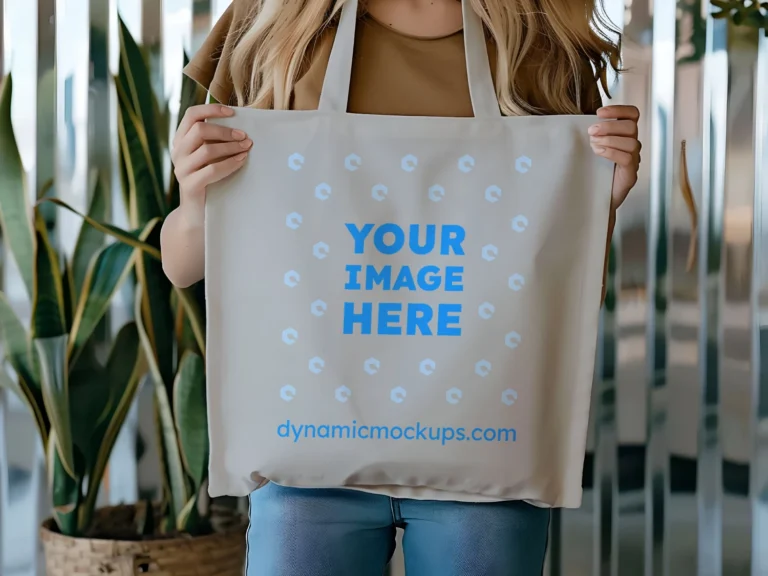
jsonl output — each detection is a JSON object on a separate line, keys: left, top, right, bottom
{"left": 26, "top": 18, "right": 246, "bottom": 575}
{"left": 0, "top": 73, "right": 145, "bottom": 560}
{"left": 0, "top": 42, "right": 244, "bottom": 576}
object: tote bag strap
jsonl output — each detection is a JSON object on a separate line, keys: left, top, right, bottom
{"left": 317, "top": 0, "right": 502, "bottom": 118}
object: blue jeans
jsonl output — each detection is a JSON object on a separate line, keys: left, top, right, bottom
{"left": 246, "top": 483, "right": 549, "bottom": 575}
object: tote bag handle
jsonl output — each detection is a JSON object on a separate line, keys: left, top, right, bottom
{"left": 317, "top": 0, "right": 502, "bottom": 119}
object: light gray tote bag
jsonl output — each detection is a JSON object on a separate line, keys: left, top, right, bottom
{"left": 205, "top": 0, "right": 614, "bottom": 507}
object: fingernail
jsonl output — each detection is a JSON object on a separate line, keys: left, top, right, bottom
{"left": 588, "top": 125, "right": 600, "bottom": 135}
{"left": 221, "top": 106, "right": 235, "bottom": 116}
{"left": 592, "top": 146, "right": 606, "bottom": 153}
{"left": 240, "top": 138, "right": 253, "bottom": 149}
{"left": 232, "top": 129, "right": 246, "bottom": 139}
{"left": 234, "top": 152, "right": 247, "bottom": 161}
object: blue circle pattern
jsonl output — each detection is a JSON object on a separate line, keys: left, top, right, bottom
{"left": 279, "top": 152, "right": 531, "bottom": 407}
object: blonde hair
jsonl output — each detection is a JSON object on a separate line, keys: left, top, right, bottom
{"left": 230, "top": 0, "right": 621, "bottom": 115}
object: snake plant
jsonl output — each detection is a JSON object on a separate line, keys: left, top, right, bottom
{"left": 0, "top": 75, "right": 155, "bottom": 537}
{"left": 116, "top": 18, "right": 211, "bottom": 535}
{"left": 48, "top": 19, "right": 210, "bottom": 535}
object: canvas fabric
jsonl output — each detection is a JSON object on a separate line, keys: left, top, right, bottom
{"left": 205, "top": 0, "right": 614, "bottom": 507}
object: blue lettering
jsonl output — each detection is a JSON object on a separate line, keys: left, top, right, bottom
{"left": 417, "top": 266, "right": 441, "bottom": 291}
{"left": 444, "top": 266, "right": 464, "bottom": 291}
{"left": 373, "top": 223, "right": 405, "bottom": 255}
{"left": 408, "top": 224, "right": 436, "bottom": 255}
{"left": 332, "top": 425, "right": 350, "bottom": 438}
{"left": 440, "top": 225, "right": 465, "bottom": 255}
{"left": 392, "top": 266, "right": 416, "bottom": 291}
{"left": 345, "top": 223, "right": 375, "bottom": 254}
{"left": 277, "top": 420, "right": 290, "bottom": 438}
{"left": 437, "top": 303, "right": 462, "bottom": 336}
{"left": 378, "top": 303, "right": 402, "bottom": 335}
{"left": 416, "top": 422, "right": 427, "bottom": 440}
{"left": 345, "top": 264, "right": 362, "bottom": 290}
{"left": 358, "top": 426, "right": 369, "bottom": 439}
{"left": 404, "top": 426, "right": 415, "bottom": 440}
{"left": 371, "top": 426, "right": 389, "bottom": 439}
{"left": 406, "top": 303, "right": 433, "bottom": 335}
{"left": 365, "top": 265, "right": 392, "bottom": 290}
{"left": 343, "top": 302, "right": 372, "bottom": 334}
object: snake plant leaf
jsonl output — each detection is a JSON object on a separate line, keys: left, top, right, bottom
{"left": 47, "top": 429, "right": 82, "bottom": 536}
{"left": 173, "top": 283, "right": 205, "bottom": 360}
{"left": 72, "top": 171, "right": 107, "bottom": 293}
{"left": 135, "top": 226, "right": 175, "bottom": 388}
{"left": 68, "top": 217, "right": 158, "bottom": 365}
{"left": 117, "top": 86, "right": 165, "bottom": 225}
{"left": 175, "top": 287, "right": 206, "bottom": 359}
{"left": 68, "top": 242, "right": 135, "bottom": 364}
{"left": 0, "top": 292, "right": 39, "bottom": 386}
{"left": 117, "top": 88, "right": 166, "bottom": 226}
{"left": 176, "top": 494, "right": 203, "bottom": 535}
{"left": 117, "top": 17, "right": 164, "bottom": 201}
{"left": 173, "top": 351, "right": 208, "bottom": 488}
{"left": 0, "top": 294, "right": 46, "bottom": 443}
{"left": 117, "top": 25, "right": 165, "bottom": 224}
{"left": 0, "top": 75, "right": 36, "bottom": 299}
{"left": 39, "top": 197, "right": 162, "bottom": 260}
{"left": 79, "top": 322, "right": 145, "bottom": 530}
{"left": 135, "top": 288, "right": 190, "bottom": 520}
{"left": 68, "top": 362, "right": 108, "bottom": 474}
{"left": 117, "top": 23, "right": 175, "bottom": 386}
{"left": 157, "top": 97, "right": 171, "bottom": 149}
{"left": 31, "top": 214, "right": 67, "bottom": 339}
{"left": 117, "top": 139, "right": 132, "bottom": 218}
{"left": 62, "top": 260, "right": 75, "bottom": 332}
{"left": 37, "top": 178, "right": 54, "bottom": 201}
{"left": 153, "top": 402, "right": 175, "bottom": 534}
{"left": 36, "top": 335, "right": 76, "bottom": 478}
{"left": 174, "top": 296, "right": 194, "bottom": 358}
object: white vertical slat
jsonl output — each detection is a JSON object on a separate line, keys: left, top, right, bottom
{"left": 646, "top": 0, "right": 678, "bottom": 574}
{"left": 750, "top": 28, "right": 768, "bottom": 576}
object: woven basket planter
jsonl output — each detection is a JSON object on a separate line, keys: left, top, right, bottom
{"left": 40, "top": 504, "right": 246, "bottom": 576}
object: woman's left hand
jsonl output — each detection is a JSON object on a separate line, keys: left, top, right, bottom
{"left": 588, "top": 105, "right": 641, "bottom": 210}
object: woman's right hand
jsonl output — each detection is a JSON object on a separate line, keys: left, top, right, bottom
{"left": 161, "top": 104, "right": 251, "bottom": 288}
{"left": 171, "top": 103, "right": 252, "bottom": 228}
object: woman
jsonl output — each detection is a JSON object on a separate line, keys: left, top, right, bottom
{"left": 161, "top": 0, "right": 641, "bottom": 573}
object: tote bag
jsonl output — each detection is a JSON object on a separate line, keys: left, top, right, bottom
{"left": 205, "top": 0, "right": 614, "bottom": 507}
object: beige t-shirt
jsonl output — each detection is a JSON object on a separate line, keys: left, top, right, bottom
{"left": 186, "top": 1, "right": 601, "bottom": 503}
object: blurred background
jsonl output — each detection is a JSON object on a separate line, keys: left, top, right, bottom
{"left": 0, "top": 0, "right": 766, "bottom": 575}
